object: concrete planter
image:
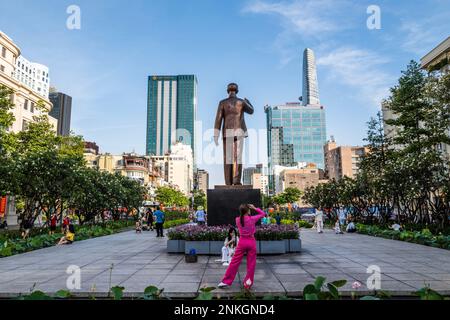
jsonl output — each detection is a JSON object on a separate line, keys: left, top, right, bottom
{"left": 288, "top": 239, "right": 302, "bottom": 253}
{"left": 167, "top": 240, "right": 185, "bottom": 253}
{"left": 185, "top": 241, "right": 209, "bottom": 254}
{"left": 259, "top": 240, "right": 285, "bottom": 254}
{"left": 284, "top": 239, "right": 289, "bottom": 252}
{"left": 209, "top": 241, "right": 223, "bottom": 255}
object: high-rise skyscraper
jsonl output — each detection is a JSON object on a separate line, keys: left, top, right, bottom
{"left": 265, "top": 48, "right": 327, "bottom": 194}
{"left": 146, "top": 75, "right": 197, "bottom": 160}
{"left": 301, "top": 48, "right": 320, "bottom": 106}
{"left": 265, "top": 103, "right": 326, "bottom": 168}
{"left": 49, "top": 91, "right": 72, "bottom": 136}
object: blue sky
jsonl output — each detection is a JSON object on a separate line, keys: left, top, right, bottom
{"left": 1, "top": 0, "right": 449, "bottom": 186}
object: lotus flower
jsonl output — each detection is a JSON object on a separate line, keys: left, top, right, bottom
{"left": 352, "top": 281, "right": 362, "bottom": 290}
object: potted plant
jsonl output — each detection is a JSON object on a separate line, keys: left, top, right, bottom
{"left": 256, "top": 225, "right": 286, "bottom": 254}
{"left": 167, "top": 227, "right": 186, "bottom": 253}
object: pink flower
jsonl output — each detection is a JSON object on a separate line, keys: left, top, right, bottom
{"left": 352, "top": 281, "right": 362, "bottom": 290}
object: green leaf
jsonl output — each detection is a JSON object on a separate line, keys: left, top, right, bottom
{"left": 199, "top": 286, "right": 216, "bottom": 293}
{"left": 303, "top": 284, "right": 317, "bottom": 295}
{"left": 304, "top": 293, "right": 318, "bottom": 300}
{"left": 144, "top": 285, "right": 159, "bottom": 295}
{"left": 54, "top": 290, "right": 72, "bottom": 299}
{"left": 110, "top": 286, "right": 125, "bottom": 300}
{"left": 22, "top": 291, "right": 53, "bottom": 300}
{"left": 327, "top": 283, "right": 339, "bottom": 299}
{"left": 314, "top": 276, "right": 326, "bottom": 290}
{"left": 331, "top": 280, "right": 347, "bottom": 288}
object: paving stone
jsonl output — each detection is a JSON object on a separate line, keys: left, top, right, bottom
{"left": 2, "top": 228, "right": 450, "bottom": 297}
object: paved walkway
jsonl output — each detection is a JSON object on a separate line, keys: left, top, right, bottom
{"left": 1, "top": 228, "right": 450, "bottom": 298}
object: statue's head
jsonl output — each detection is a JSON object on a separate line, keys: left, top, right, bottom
{"left": 227, "top": 83, "right": 239, "bottom": 94}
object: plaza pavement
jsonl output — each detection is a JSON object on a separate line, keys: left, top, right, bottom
{"left": 1, "top": 228, "right": 450, "bottom": 298}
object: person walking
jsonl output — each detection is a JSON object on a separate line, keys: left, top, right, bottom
{"left": 153, "top": 207, "right": 165, "bottom": 237}
{"left": 218, "top": 204, "right": 267, "bottom": 290}
{"left": 195, "top": 206, "right": 207, "bottom": 226}
{"left": 315, "top": 207, "right": 324, "bottom": 233}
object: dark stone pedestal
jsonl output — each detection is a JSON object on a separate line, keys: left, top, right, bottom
{"left": 207, "top": 185, "right": 262, "bottom": 226}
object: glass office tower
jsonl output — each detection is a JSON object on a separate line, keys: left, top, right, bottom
{"left": 146, "top": 75, "right": 197, "bottom": 160}
{"left": 266, "top": 103, "right": 326, "bottom": 168}
{"left": 49, "top": 91, "right": 72, "bottom": 136}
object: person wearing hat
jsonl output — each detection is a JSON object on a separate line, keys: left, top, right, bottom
{"left": 195, "top": 206, "right": 207, "bottom": 226}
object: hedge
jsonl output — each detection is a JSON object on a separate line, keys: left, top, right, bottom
{"left": 356, "top": 224, "right": 450, "bottom": 250}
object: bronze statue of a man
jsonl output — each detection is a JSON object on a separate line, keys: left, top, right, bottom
{"left": 214, "top": 83, "right": 254, "bottom": 185}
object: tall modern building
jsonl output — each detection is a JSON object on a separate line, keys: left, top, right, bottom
{"left": 195, "top": 169, "right": 209, "bottom": 194}
{"left": 301, "top": 48, "right": 320, "bottom": 106}
{"left": 146, "top": 75, "right": 197, "bottom": 160}
{"left": 265, "top": 48, "right": 326, "bottom": 194}
{"left": 265, "top": 103, "right": 326, "bottom": 169}
{"left": 49, "top": 91, "right": 72, "bottom": 136}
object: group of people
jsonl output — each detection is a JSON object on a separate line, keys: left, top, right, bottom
{"left": 313, "top": 206, "right": 356, "bottom": 234}
{"left": 135, "top": 207, "right": 166, "bottom": 237}
{"left": 188, "top": 206, "right": 208, "bottom": 225}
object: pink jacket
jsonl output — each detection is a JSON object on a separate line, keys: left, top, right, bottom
{"left": 236, "top": 208, "right": 266, "bottom": 239}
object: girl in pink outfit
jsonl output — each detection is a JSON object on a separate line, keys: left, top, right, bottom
{"left": 218, "top": 204, "right": 267, "bottom": 290}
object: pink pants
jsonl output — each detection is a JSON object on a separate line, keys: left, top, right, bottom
{"left": 221, "top": 237, "right": 257, "bottom": 289}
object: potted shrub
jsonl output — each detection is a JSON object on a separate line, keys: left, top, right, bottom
{"left": 256, "top": 225, "right": 286, "bottom": 254}
{"left": 205, "top": 226, "right": 229, "bottom": 254}
{"left": 167, "top": 228, "right": 186, "bottom": 253}
{"left": 182, "top": 225, "right": 211, "bottom": 254}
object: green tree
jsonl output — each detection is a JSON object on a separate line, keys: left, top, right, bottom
{"left": 192, "top": 189, "right": 206, "bottom": 209}
{"left": 156, "top": 186, "right": 189, "bottom": 207}
{"left": 0, "top": 85, "right": 17, "bottom": 195}
{"left": 283, "top": 187, "right": 302, "bottom": 204}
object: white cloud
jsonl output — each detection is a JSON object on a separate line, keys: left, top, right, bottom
{"left": 242, "top": 0, "right": 353, "bottom": 65}
{"left": 400, "top": 19, "right": 448, "bottom": 56}
{"left": 316, "top": 47, "right": 394, "bottom": 108}
{"left": 243, "top": 0, "right": 347, "bottom": 36}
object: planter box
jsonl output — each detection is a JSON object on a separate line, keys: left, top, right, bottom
{"left": 284, "top": 239, "right": 289, "bottom": 252}
{"left": 167, "top": 240, "right": 185, "bottom": 253}
{"left": 209, "top": 241, "right": 223, "bottom": 255}
{"left": 185, "top": 241, "right": 209, "bottom": 255}
{"left": 288, "top": 239, "right": 302, "bottom": 253}
{"left": 259, "top": 240, "right": 285, "bottom": 254}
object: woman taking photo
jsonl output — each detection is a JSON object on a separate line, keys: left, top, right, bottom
{"left": 218, "top": 204, "right": 267, "bottom": 290}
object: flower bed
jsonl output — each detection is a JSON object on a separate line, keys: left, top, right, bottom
{"left": 167, "top": 224, "right": 301, "bottom": 255}
{"left": 356, "top": 224, "right": 450, "bottom": 250}
{"left": 0, "top": 220, "right": 136, "bottom": 258}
